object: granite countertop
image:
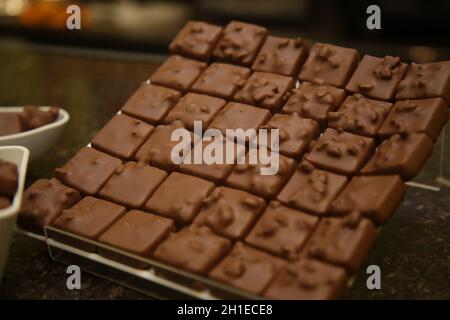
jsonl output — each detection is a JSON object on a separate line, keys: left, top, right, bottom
{"left": 0, "top": 39, "right": 449, "bottom": 299}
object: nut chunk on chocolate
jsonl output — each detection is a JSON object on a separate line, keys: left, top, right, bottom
{"left": 145, "top": 172, "right": 214, "bottom": 226}
{"left": 209, "top": 242, "right": 285, "bottom": 295}
{"left": 331, "top": 175, "right": 405, "bottom": 225}
{"left": 91, "top": 114, "right": 154, "bottom": 159}
{"left": 299, "top": 43, "right": 360, "bottom": 88}
{"left": 361, "top": 133, "right": 433, "bottom": 180}
{"left": 305, "top": 214, "right": 377, "bottom": 273}
{"left": 195, "top": 187, "right": 266, "bottom": 240}
{"left": 277, "top": 161, "right": 348, "bottom": 216}
{"left": 395, "top": 61, "right": 450, "bottom": 104}
{"left": 169, "top": 21, "right": 223, "bottom": 61}
{"left": 18, "top": 178, "right": 81, "bottom": 234}
{"left": 0, "top": 159, "right": 18, "bottom": 197}
{"left": 378, "top": 98, "right": 449, "bottom": 142}
{"left": 306, "top": 128, "right": 375, "bottom": 176}
{"left": 264, "top": 259, "right": 348, "bottom": 300}
{"left": 150, "top": 55, "right": 206, "bottom": 92}
{"left": 328, "top": 94, "right": 393, "bottom": 138}
{"left": 121, "top": 83, "right": 181, "bottom": 125}
{"left": 245, "top": 201, "right": 319, "bottom": 260}
{"left": 213, "top": 21, "right": 267, "bottom": 66}
{"left": 54, "top": 147, "right": 121, "bottom": 195}
{"left": 234, "top": 72, "right": 294, "bottom": 111}
{"left": 153, "top": 225, "right": 231, "bottom": 275}
{"left": 252, "top": 36, "right": 309, "bottom": 77}
{"left": 346, "top": 55, "right": 407, "bottom": 101}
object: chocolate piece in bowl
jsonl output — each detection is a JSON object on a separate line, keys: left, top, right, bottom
{"left": 165, "top": 93, "right": 226, "bottom": 131}
{"left": 306, "top": 128, "right": 375, "bottom": 176}
{"left": 245, "top": 201, "right": 319, "bottom": 261}
{"left": 252, "top": 36, "right": 309, "bottom": 77}
{"left": 346, "top": 55, "right": 408, "bottom": 101}
{"left": 0, "top": 113, "right": 23, "bottom": 136}
{"left": 305, "top": 213, "right": 377, "bottom": 273}
{"left": 277, "top": 161, "right": 348, "bottom": 216}
{"left": 145, "top": 172, "right": 214, "bottom": 227}
{"left": 213, "top": 21, "right": 267, "bottom": 66}
{"left": 194, "top": 187, "right": 266, "bottom": 240}
{"left": 299, "top": 43, "right": 360, "bottom": 88}
{"left": 99, "top": 162, "right": 167, "bottom": 209}
{"left": 191, "top": 63, "right": 251, "bottom": 99}
{"left": 378, "top": 98, "right": 449, "bottom": 141}
{"left": 361, "top": 133, "right": 433, "bottom": 180}
{"left": 0, "top": 159, "right": 18, "bottom": 197}
{"left": 54, "top": 147, "right": 121, "bottom": 195}
{"left": 91, "top": 114, "right": 154, "bottom": 160}
{"left": 331, "top": 175, "right": 405, "bottom": 225}
{"left": 395, "top": 61, "right": 450, "bottom": 104}
{"left": 169, "top": 21, "right": 223, "bottom": 61}
{"left": 234, "top": 72, "right": 294, "bottom": 111}
{"left": 18, "top": 178, "right": 81, "bottom": 234}
{"left": 264, "top": 259, "right": 348, "bottom": 300}
{"left": 209, "top": 242, "right": 285, "bottom": 295}
{"left": 328, "top": 94, "right": 393, "bottom": 138}
{"left": 282, "top": 81, "right": 346, "bottom": 127}
{"left": 153, "top": 224, "right": 231, "bottom": 275}
{"left": 150, "top": 55, "right": 207, "bottom": 92}
{"left": 121, "top": 83, "right": 181, "bottom": 125}
{"left": 20, "top": 106, "right": 59, "bottom": 130}
{"left": 0, "top": 196, "right": 11, "bottom": 209}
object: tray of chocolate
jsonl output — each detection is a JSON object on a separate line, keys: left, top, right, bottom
{"left": 17, "top": 20, "right": 449, "bottom": 299}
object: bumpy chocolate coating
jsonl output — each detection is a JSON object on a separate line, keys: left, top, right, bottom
{"left": 20, "top": 106, "right": 59, "bottom": 130}
{"left": 0, "top": 113, "right": 23, "bottom": 136}
{"left": 0, "top": 159, "right": 18, "bottom": 197}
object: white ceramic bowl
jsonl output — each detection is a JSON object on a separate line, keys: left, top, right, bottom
{"left": 0, "top": 107, "right": 69, "bottom": 161}
{"left": 0, "top": 146, "right": 29, "bottom": 282}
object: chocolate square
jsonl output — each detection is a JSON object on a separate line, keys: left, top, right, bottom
{"left": 99, "top": 162, "right": 167, "bottom": 208}
{"left": 18, "top": 178, "right": 81, "bottom": 234}
{"left": 277, "top": 161, "right": 348, "bottom": 216}
{"left": 299, "top": 43, "right": 360, "bottom": 88}
{"left": 234, "top": 72, "right": 294, "bottom": 111}
{"left": 150, "top": 55, "right": 207, "bottom": 92}
{"left": 245, "top": 201, "right": 319, "bottom": 260}
{"left": 169, "top": 21, "right": 223, "bottom": 61}
{"left": 378, "top": 98, "right": 449, "bottom": 141}
{"left": 165, "top": 93, "right": 226, "bottom": 131}
{"left": 209, "top": 242, "right": 285, "bottom": 295}
{"left": 282, "top": 81, "right": 346, "bottom": 127}
{"left": 54, "top": 147, "right": 121, "bottom": 195}
{"left": 145, "top": 172, "right": 214, "bottom": 226}
{"left": 194, "top": 187, "right": 266, "bottom": 240}
{"left": 346, "top": 55, "right": 408, "bottom": 100}
{"left": 361, "top": 133, "right": 433, "bottom": 180}
{"left": 20, "top": 106, "right": 59, "bottom": 130}
{"left": 395, "top": 61, "right": 450, "bottom": 104}
{"left": 331, "top": 175, "right": 405, "bottom": 225}
{"left": 191, "top": 63, "right": 251, "bottom": 99}
{"left": 153, "top": 225, "right": 231, "bottom": 275}
{"left": 121, "top": 83, "right": 181, "bottom": 125}
{"left": 306, "top": 128, "right": 375, "bottom": 176}
{"left": 328, "top": 94, "right": 393, "bottom": 138}
{"left": 213, "top": 21, "right": 267, "bottom": 66}
{"left": 252, "top": 36, "right": 308, "bottom": 77}
{"left": 0, "top": 113, "right": 23, "bottom": 136}
{"left": 91, "top": 114, "right": 154, "bottom": 159}
{"left": 0, "top": 159, "right": 18, "bottom": 197}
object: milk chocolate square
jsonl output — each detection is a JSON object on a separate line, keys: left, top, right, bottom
{"left": 346, "top": 55, "right": 408, "bottom": 100}
{"left": 191, "top": 63, "right": 251, "bottom": 99}
{"left": 55, "top": 147, "right": 121, "bottom": 195}
{"left": 20, "top": 106, "right": 59, "bottom": 130}
{"left": 0, "top": 113, "right": 23, "bottom": 136}
{"left": 213, "top": 21, "right": 267, "bottom": 66}
{"left": 0, "top": 159, "right": 18, "bottom": 197}
{"left": 306, "top": 128, "right": 375, "bottom": 176}
{"left": 245, "top": 202, "right": 319, "bottom": 260}
{"left": 194, "top": 187, "right": 266, "bottom": 240}
{"left": 150, "top": 55, "right": 207, "bottom": 92}
{"left": 299, "top": 43, "right": 360, "bottom": 88}
{"left": 153, "top": 225, "right": 231, "bottom": 275}
{"left": 169, "top": 21, "right": 223, "bottom": 61}
{"left": 99, "top": 162, "right": 167, "bottom": 208}
{"left": 121, "top": 83, "right": 181, "bottom": 124}
{"left": 91, "top": 114, "right": 154, "bottom": 159}
{"left": 145, "top": 172, "right": 214, "bottom": 226}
